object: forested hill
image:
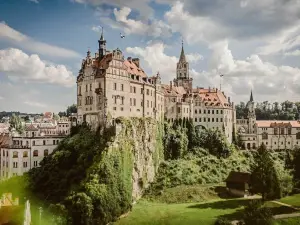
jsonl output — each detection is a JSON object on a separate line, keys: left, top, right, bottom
{"left": 236, "top": 101, "right": 300, "bottom": 120}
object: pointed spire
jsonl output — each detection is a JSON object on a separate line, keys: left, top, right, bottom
{"left": 100, "top": 26, "right": 104, "bottom": 41}
{"left": 250, "top": 89, "right": 254, "bottom": 102}
{"left": 179, "top": 38, "right": 186, "bottom": 62}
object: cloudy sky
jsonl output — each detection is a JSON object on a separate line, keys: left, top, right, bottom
{"left": 1, "top": 0, "right": 300, "bottom": 113}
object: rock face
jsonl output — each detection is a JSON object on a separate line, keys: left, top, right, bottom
{"left": 111, "top": 117, "right": 163, "bottom": 201}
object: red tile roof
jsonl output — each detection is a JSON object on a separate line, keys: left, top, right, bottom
{"left": 256, "top": 120, "right": 300, "bottom": 128}
{"left": 124, "top": 60, "right": 147, "bottom": 78}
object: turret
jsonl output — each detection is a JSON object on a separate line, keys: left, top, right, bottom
{"left": 98, "top": 27, "right": 106, "bottom": 60}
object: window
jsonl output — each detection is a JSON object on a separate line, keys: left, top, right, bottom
{"left": 133, "top": 87, "right": 136, "bottom": 93}
{"left": 199, "top": 118, "right": 202, "bottom": 122}
{"left": 296, "top": 132, "right": 300, "bottom": 139}
{"left": 13, "top": 151, "right": 18, "bottom": 158}
{"left": 121, "top": 97, "right": 124, "bottom": 105}
{"left": 23, "top": 162, "right": 27, "bottom": 168}
{"left": 220, "top": 118, "right": 223, "bottom": 122}
{"left": 212, "top": 118, "right": 214, "bottom": 122}
{"left": 114, "top": 83, "right": 117, "bottom": 90}
{"left": 281, "top": 128, "right": 284, "bottom": 135}
{"left": 204, "top": 118, "right": 206, "bottom": 122}
{"left": 216, "top": 110, "right": 219, "bottom": 114}
{"left": 216, "top": 118, "right": 218, "bottom": 122}
{"left": 43, "top": 140, "right": 46, "bottom": 145}
{"left": 114, "top": 96, "right": 117, "bottom": 104}
{"left": 208, "top": 110, "right": 210, "bottom": 114}
{"left": 147, "top": 100, "right": 149, "bottom": 108}
{"left": 113, "top": 107, "right": 117, "bottom": 111}
{"left": 44, "top": 149, "right": 49, "bottom": 157}
{"left": 288, "top": 128, "right": 292, "bottom": 135}
{"left": 121, "top": 84, "right": 124, "bottom": 91}
{"left": 204, "top": 110, "right": 206, "bottom": 114}
{"left": 13, "top": 162, "right": 18, "bottom": 168}
{"left": 90, "top": 84, "right": 92, "bottom": 91}
{"left": 33, "top": 150, "right": 38, "bottom": 157}
{"left": 86, "top": 84, "right": 88, "bottom": 92}
{"left": 177, "top": 107, "right": 180, "bottom": 113}
{"left": 208, "top": 118, "right": 210, "bottom": 122}
{"left": 195, "top": 118, "right": 197, "bottom": 122}
{"left": 195, "top": 109, "right": 197, "bottom": 114}
{"left": 134, "top": 98, "right": 136, "bottom": 106}
{"left": 130, "top": 98, "right": 132, "bottom": 106}
{"left": 274, "top": 128, "right": 278, "bottom": 135}
{"left": 262, "top": 132, "right": 268, "bottom": 140}
{"left": 23, "top": 151, "right": 28, "bottom": 158}
{"left": 34, "top": 161, "right": 38, "bottom": 167}
{"left": 221, "top": 110, "right": 223, "bottom": 114}
{"left": 141, "top": 88, "right": 143, "bottom": 94}
{"left": 33, "top": 141, "right": 35, "bottom": 146}
{"left": 146, "top": 89, "right": 149, "bottom": 95}
{"left": 212, "top": 110, "right": 214, "bottom": 114}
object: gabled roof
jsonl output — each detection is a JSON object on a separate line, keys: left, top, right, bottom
{"left": 225, "top": 171, "right": 251, "bottom": 183}
{"left": 124, "top": 60, "right": 147, "bottom": 78}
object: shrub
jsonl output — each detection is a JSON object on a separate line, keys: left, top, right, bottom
{"left": 242, "top": 200, "right": 273, "bottom": 225}
{"left": 215, "top": 218, "right": 232, "bottom": 225}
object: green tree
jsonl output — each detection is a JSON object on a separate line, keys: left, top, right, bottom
{"left": 198, "top": 129, "right": 230, "bottom": 158}
{"left": 251, "top": 144, "right": 281, "bottom": 201}
{"left": 242, "top": 200, "right": 273, "bottom": 225}
{"left": 9, "top": 114, "right": 24, "bottom": 134}
{"left": 66, "top": 104, "right": 77, "bottom": 116}
{"left": 292, "top": 146, "right": 300, "bottom": 189}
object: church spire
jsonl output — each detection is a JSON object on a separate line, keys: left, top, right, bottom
{"left": 98, "top": 26, "right": 106, "bottom": 60}
{"left": 179, "top": 39, "right": 186, "bottom": 62}
{"left": 250, "top": 89, "right": 254, "bottom": 102}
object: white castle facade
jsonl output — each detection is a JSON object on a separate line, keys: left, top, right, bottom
{"left": 237, "top": 92, "right": 300, "bottom": 150}
{"left": 76, "top": 32, "right": 236, "bottom": 144}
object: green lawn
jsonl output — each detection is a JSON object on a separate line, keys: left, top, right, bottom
{"left": 115, "top": 198, "right": 250, "bottom": 225}
{"left": 275, "top": 217, "right": 300, "bottom": 225}
{"left": 279, "top": 194, "right": 300, "bottom": 208}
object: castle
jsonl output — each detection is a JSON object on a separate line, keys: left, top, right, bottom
{"left": 76, "top": 31, "right": 236, "bottom": 143}
{"left": 237, "top": 92, "right": 300, "bottom": 150}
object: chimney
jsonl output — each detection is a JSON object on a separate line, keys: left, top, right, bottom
{"left": 127, "top": 57, "right": 132, "bottom": 62}
{"left": 170, "top": 81, "right": 172, "bottom": 90}
{"left": 209, "top": 86, "right": 211, "bottom": 92}
{"left": 228, "top": 97, "right": 231, "bottom": 103}
{"left": 132, "top": 58, "right": 140, "bottom": 68}
{"left": 216, "top": 88, "right": 218, "bottom": 92}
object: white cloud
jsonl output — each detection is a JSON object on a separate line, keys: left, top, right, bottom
{"left": 72, "top": 0, "right": 153, "bottom": 17}
{"left": 108, "top": 7, "right": 172, "bottom": 38}
{"left": 205, "top": 40, "right": 300, "bottom": 102}
{"left": 164, "top": 2, "right": 228, "bottom": 45}
{"left": 0, "top": 22, "right": 80, "bottom": 58}
{"left": 257, "top": 24, "right": 300, "bottom": 56}
{"left": 0, "top": 96, "right": 4, "bottom": 100}
{"left": 284, "top": 50, "right": 300, "bottom": 57}
{"left": 126, "top": 42, "right": 178, "bottom": 81}
{"left": 0, "top": 48, "right": 75, "bottom": 87}
{"left": 186, "top": 53, "right": 203, "bottom": 63}
{"left": 24, "top": 101, "right": 46, "bottom": 108}
{"left": 29, "top": 0, "right": 39, "bottom": 3}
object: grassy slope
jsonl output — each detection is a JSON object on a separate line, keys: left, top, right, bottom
{"left": 275, "top": 217, "right": 300, "bottom": 225}
{"left": 279, "top": 194, "right": 300, "bottom": 208}
{"left": 115, "top": 198, "right": 250, "bottom": 225}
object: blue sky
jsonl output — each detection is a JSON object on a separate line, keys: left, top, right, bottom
{"left": 1, "top": 0, "right": 300, "bottom": 113}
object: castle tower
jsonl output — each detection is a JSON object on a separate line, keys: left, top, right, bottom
{"left": 246, "top": 90, "right": 256, "bottom": 134}
{"left": 98, "top": 27, "right": 106, "bottom": 60}
{"left": 173, "top": 40, "right": 193, "bottom": 91}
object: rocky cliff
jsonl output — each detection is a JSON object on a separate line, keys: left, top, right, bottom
{"left": 109, "top": 117, "right": 164, "bottom": 201}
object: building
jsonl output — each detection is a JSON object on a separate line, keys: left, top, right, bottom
{"left": 76, "top": 31, "right": 235, "bottom": 143}
{"left": 237, "top": 92, "right": 300, "bottom": 150}
{"left": 0, "top": 117, "right": 71, "bottom": 180}
{"left": 225, "top": 171, "right": 251, "bottom": 197}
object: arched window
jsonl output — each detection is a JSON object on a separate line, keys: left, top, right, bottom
{"left": 44, "top": 149, "right": 49, "bottom": 157}
{"left": 297, "top": 132, "right": 300, "bottom": 140}
{"left": 13, "top": 151, "right": 18, "bottom": 158}
{"left": 252, "top": 143, "right": 256, "bottom": 149}
{"left": 23, "top": 151, "right": 28, "bottom": 158}
{"left": 262, "top": 132, "right": 268, "bottom": 140}
{"left": 33, "top": 150, "right": 38, "bottom": 157}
